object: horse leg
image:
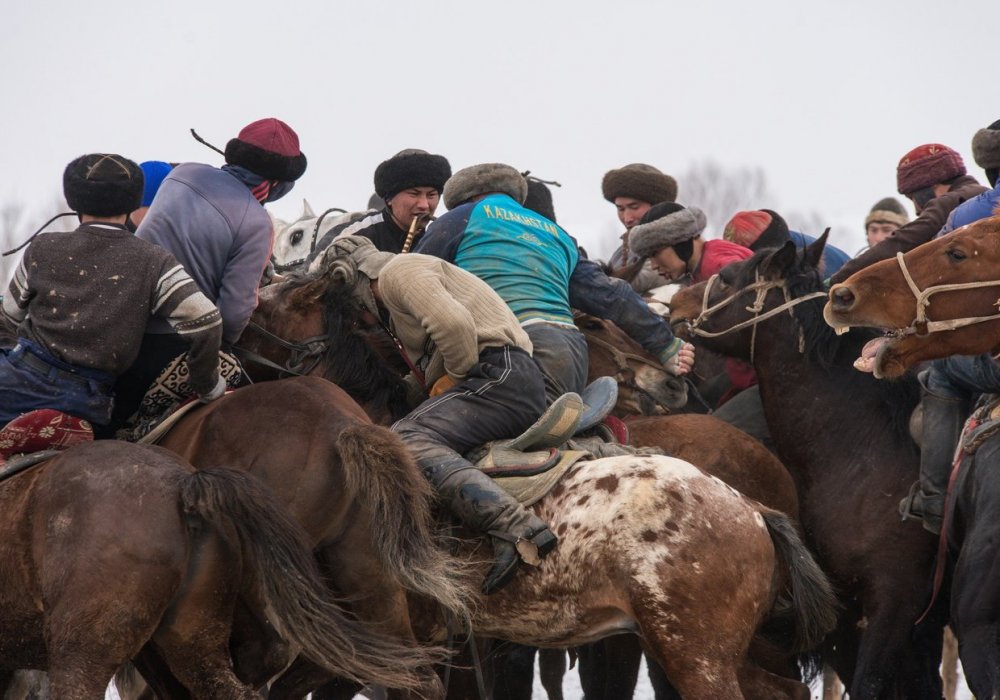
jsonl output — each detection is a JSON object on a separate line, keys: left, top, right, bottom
{"left": 941, "top": 626, "right": 959, "bottom": 700}
{"left": 644, "top": 656, "right": 681, "bottom": 700}
{"left": 489, "top": 642, "right": 536, "bottom": 700}
{"left": 736, "top": 661, "right": 810, "bottom": 700}
{"left": 576, "top": 637, "right": 643, "bottom": 699}
{"left": 538, "top": 648, "right": 566, "bottom": 700}
{"left": 848, "top": 604, "right": 942, "bottom": 700}
{"left": 267, "top": 656, "right": 360, "bottom": 700}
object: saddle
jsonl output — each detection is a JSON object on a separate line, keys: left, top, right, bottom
{"left": 0, "top": 409, "right": 93, "bottom": 481}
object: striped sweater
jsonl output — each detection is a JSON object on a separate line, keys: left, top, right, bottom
{"left": 3, "top": 224, "right": 222, "bottom": 393}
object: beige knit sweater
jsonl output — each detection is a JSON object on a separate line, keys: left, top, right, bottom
{"left": 377, "top": 254, "right": 532, "bottom": 386}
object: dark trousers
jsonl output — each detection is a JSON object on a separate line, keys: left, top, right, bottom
{"left": 523, "top": 322, "right": 588, "bottom": 404}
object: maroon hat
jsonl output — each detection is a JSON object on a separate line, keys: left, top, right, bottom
{"left": 225, "top": 118, "right": 307, "bottom": 182}
{"left": 896, "top": 144, "right": 965, "bottom": 195}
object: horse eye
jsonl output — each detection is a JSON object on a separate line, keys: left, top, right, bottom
{"left": 946, "top": 248, "right": 967, "bottom": 262}
{"left": 291, "top": 230, "right": 304, "bottom": 244}
{"left": 582, "top": 320, "right": 603, "bottom": 331}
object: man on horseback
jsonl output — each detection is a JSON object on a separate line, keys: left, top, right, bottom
{"left": 415, "top": 162, "right": 694, "bottom": 403}
{"left": 324, "top": 235, "right": 556, "bottom": 594}
{"left": 109, "top": 118, "right": 307, "bottom": 429}
{"left": 0, "top": 154, "right": 224, "bottom": 428}
{"left": 310, "top": 148, "right": 451, "bottom": 256}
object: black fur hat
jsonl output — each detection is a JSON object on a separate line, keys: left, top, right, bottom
{"left": 373, "top": 149, "right": 452, "bottom": 200}
{"left": 63, "top": 154, "right": 144, "bottom": 216}
{"left": 522, "top": 177, "right": 557, "bottom": 222}
{"left": 602, "top": 163, "right": 678, "bottom": 205}
{"left": 224, "top": 118, "right": 307, "bottom": 182}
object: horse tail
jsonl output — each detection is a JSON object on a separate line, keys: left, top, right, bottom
{"left": 179, "top": 467, "right": 445, "bottom": 692}
{"left": 761, "top": 509, "right": 839, "bottom": 653}
{"left": 337, "top": 424, "right": 473, "bottom": 618}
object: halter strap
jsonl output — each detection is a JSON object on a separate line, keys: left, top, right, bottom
{"left": 272, "top": 207, "right": 349, "bottom": 274}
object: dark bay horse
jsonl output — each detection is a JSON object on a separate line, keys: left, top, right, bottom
{"left": 824, "top": 216, "right": 1000, "bottom": 698}
{"left": 238, "top": 270, "right": 838, "bottom": 699}
{"left": 669, "top": 235, "right": 947, "bottom": 699}
{"left": 0, "top": 440, "right": 425, "bottom": 699}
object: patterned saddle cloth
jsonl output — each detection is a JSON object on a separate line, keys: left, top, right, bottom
{"left": 117, "top": 351, "right": 243, "bottom": 442}
{"left": 0, "top": 409, "right": 93, "bottom": 463}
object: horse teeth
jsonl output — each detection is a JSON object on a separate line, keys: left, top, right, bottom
{"left": 834, "top": 326, "right": 849, "bottom": 336}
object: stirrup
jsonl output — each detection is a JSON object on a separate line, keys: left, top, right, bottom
{"left": 898, "top": 481, "right": 923, "bottom": 522}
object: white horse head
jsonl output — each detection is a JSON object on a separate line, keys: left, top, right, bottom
{"left": 271, "top": 199, "right": 362, "bottom": 273}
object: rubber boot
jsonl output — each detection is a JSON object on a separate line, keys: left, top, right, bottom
{"left": 899, "top": 387, "right": 968, "bottom": 535}
{"left": 426, "top": 459, "right": 557, "bottom": 594}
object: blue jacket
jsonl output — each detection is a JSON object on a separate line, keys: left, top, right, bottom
{"left": 789, "top": 231, "right": 850, "bottom": 277}
{"left": 415, "top": 195, "right": 680, "bottom": 362}
{"left": 938, "top": 181, "right": 1000, "bottom": 237}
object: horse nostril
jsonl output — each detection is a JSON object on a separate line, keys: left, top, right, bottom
{"left": 831, "top": 286, "right": 855, "bottom": 310}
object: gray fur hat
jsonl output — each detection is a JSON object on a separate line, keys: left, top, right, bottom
{"left": 602, "top": 163, "right": 678, "bottom": 205}
{"left": 322, "top": 235, "right": 395, "bottom": 316}
{"left": 972, "top": 119, "right": 1000, "bottom": 170}
{"left": 443, "top": 163, "right": 528, "bottom": 210}
{"left": 628, "top": 207, "right": 707, "bottom": 259}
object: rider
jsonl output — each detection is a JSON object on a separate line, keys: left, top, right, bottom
{"left": 900, "top": 120, "right": 1000, "bottom": 534}
{"left": 0, "top": 154, "right": 224, "bottom": 428}
{"left": 109, "top": 118, "right": 307, "bottom": 429}
{"left": 414, "top": 163, "right": 694, "bottom": 403}
{"left": 858, "top": 197, "right": 909, "bottom": 254}
{"left": 722, "top": 208, "right": 851, "bottom": 277}
{"left": 310, "top": 148, "right": 451, "bottom": 256}
{"left": 322, "top": 235, "right": 555, "bottom": 594}
{"left": 602, "top": 163, "right": 679, "bottom": 293}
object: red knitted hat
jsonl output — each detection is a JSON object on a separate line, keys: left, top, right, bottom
{"left": 723, "top": 210, "right": 773, "bottom": 247}
{"left": 896, "top": 144, "right": 965, "bottom": 195}
{"left": 225, "top": 117, "right": 307, "bottom": 181}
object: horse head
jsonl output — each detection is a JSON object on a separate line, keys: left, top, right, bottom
{"left": 825, "top": 215, "right": 1000, "bottom": 378}
{"left": 575, "top": 314, "right": 687, "bottom": 415}
{"left": 270, "top": 200, "right": 355, "bottom": 273}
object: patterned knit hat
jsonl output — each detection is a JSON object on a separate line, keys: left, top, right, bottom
{"left": 225, "top": 118, "right": 307, "bottom": 181}
{"left": 971, "top": 119, "right": 1000, "bottom": 170}
{"left": 601, "top": 163, "right": 678, "bottom": 205}
{"left": 722, "top": 210, "right": 789, "bottom": 251}
{"left": 63, "top": 153, "right": 144, "bottom": 216}
{"left": 864, "top": 197, "right": 909, "bottom": 229}
{"left": 373, "top": 149, "right": 452, "bottom": 200}
{"left": 896, "top": 144, "right": 965, "bottom": 195}
{"left": 629, "top": 204, "right": 707, "bottom": 259}
{"left": 443, "top": 163, "right": 528, "bottom": 210}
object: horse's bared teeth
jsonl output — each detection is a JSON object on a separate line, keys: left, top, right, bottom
{"left": 834, "top": 326, "right": 849, "bottom": 336}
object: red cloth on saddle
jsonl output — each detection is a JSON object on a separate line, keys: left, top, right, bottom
{"left": 0, "top": 410, "right": 94, "bottom": 460}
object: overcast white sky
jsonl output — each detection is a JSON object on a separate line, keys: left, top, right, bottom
{"left": 3, "top": 0, "right": 998, "bottom": 270}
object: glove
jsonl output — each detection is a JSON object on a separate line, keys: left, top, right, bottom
{"left": 198, "top": 375, "right": 227, "bottom": 403}
{"left": 660, "top": 339, "right": 696, "bottom": 377}
{"left": 429, "top": 374, "right": 457, "bottom": 397}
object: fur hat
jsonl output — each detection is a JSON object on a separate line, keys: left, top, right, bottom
{"left": 629, "top": 205, "right": 707, "bottom": 259}
{"left": 63, "top": 153, "right": 144, "bottom": 216}
{"left": 601, "top": 163, "right": 678, "bottom": 205}
{"left": 722, "top": 209, "right": 789, "bottom": 251}
{"left": 522, "top": 176, "right": 557, "bottom": 222}
{"left": 864, "top": 197, "right": 909, "bottom": 229}
{"left": 322, "top": 235, "right": 395, "bottom": 317}
{"left": 373, "top": 149, "right": 452, "bottom": 200}
{"left": 139, "top": 161, "right": 173, "bottom": 207}
{"left": 443, "top": 163, "right": 528, "bottom": 210}
{"left": 896, "top": 144, "right": 965, "bottom": 195}
{"left": 225, "top": 118, "right": 307, "bottom": 182}
{"left": 971, "top": 118, "right": 1000, "bottom": 170}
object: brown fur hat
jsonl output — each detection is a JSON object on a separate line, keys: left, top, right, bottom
{"left": 864, "top": 197, "right": 909, "bottom": 229}
{"left": 628, "top": 205, "right": 707, "bottom": 258}
{"left": 443, "top": 163, "right": 528, "bottom": 210}
{"left": 972, "top": 119, "right": 1000, "bottom": 170}
{"left": 601, "top": 163, "right": 678, "bottom": 205}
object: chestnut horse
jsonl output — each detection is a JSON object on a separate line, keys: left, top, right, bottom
{"left": 669, "top": 235, "right": 947, "bottom": 699}
{"left": 0, "top": 440, "right": 430, "bottom": 699}
{"left": 824, "top": 215, "right": 1000, "bottom": 698}
{"left": 237, "top": 270, "right": 837, "bottom": 699}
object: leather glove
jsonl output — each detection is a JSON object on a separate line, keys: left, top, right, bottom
{"left": 198, "top": 375, "right": 227, "bottom": 403}
{"left": 429, "top": 374, "right": 457, "bottom": 397}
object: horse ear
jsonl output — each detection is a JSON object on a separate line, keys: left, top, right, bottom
{"left": 761, "top": 240, "right": 798, "bottom": 280}
{"left": 804, "top": 228, "right": 830, "bottom": 270}
{"left": 303, "top": 199, "right": 316, "bottom": 219}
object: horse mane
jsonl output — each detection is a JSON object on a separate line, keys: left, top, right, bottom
{"left": 732, "top": 246, "right": 920, "bottom": 438}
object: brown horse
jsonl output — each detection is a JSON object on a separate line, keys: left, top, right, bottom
{"left": 0, "top": 440, "right": 434, "bottom": 699}
{"left": 669, "top": 235, "right": 947, "bottom": 699}
{"left": 824, "top": 216, "right": 1000, "bottom": 699}
{"left": 148, "top": 377, "right": 468, "bottom": 700}
{"left": 237, "top": 270, "right": 837, "bottom": 699}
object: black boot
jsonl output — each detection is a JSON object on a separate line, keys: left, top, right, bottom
{"left": 426, "top": 460, "right": 557, "bottom": 594}
{"left": 899, "top": 384, "right": 968, "bottom": 535}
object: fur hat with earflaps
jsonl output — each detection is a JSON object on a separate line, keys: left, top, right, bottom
{"left": 443, "top": 163, "right": 528, "bottom": 210}
{"left": 864, "top": 197, "right": 909, "bottom": 229}
{"left": 63, "top": 153, "right": 144, "bottom": 216}
{"left": 629, "top": 204, "right": 707, "bottom": 259}
{"left": 601, "top": 163, "right": 678, "bottom": 205}
{"left": 373, "top": 149, "right": 452, "bottom": 200}
{"left": 225, "top": 118, "right": 307, "bottom": 182}
{"left": 972, "top": 118, "right": 1000, "bottom": 186}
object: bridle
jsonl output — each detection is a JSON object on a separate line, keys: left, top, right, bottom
{"left": 685, "top": 271, "right": 826, "bottom": 362}
{"left": 272, "top": 207, "right": 348, "bottom": 273}
{"left": 232, "top": 320, "right": 332, "bottom": 377}
{"left": 890, "top": 251, "right": 1000, "bottom": 337}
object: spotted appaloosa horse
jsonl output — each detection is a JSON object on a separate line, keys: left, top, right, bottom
{"left": 824, "top": 215, "right": 1000, "bottom": 699}
{"left": 0, "top": 440, "right": 429, "bottom": 699}
{"left": 237, "top": 270, "right": 838, "bottom": 699}
{"left": 669, "top": 234, "right": 947, "bottom": 699}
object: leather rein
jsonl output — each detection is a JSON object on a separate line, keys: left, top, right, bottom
{"left": 232, "top": 321, "right": 332, "bottom": 377}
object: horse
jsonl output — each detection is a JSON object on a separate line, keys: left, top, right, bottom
{"left": 236, "top": 268, "right": 838, "bottom": 699}
{"left": 0, "top": 440, "right": 433, "bottom": 699}
{"left": 823, "top": 215, "right": 1000, "bottom": 699}
{"left": 668, "top": 233, "right": 948, "bottom": 699}
{"left": 270, "top": 200, "right": 366, "bottom": 274}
